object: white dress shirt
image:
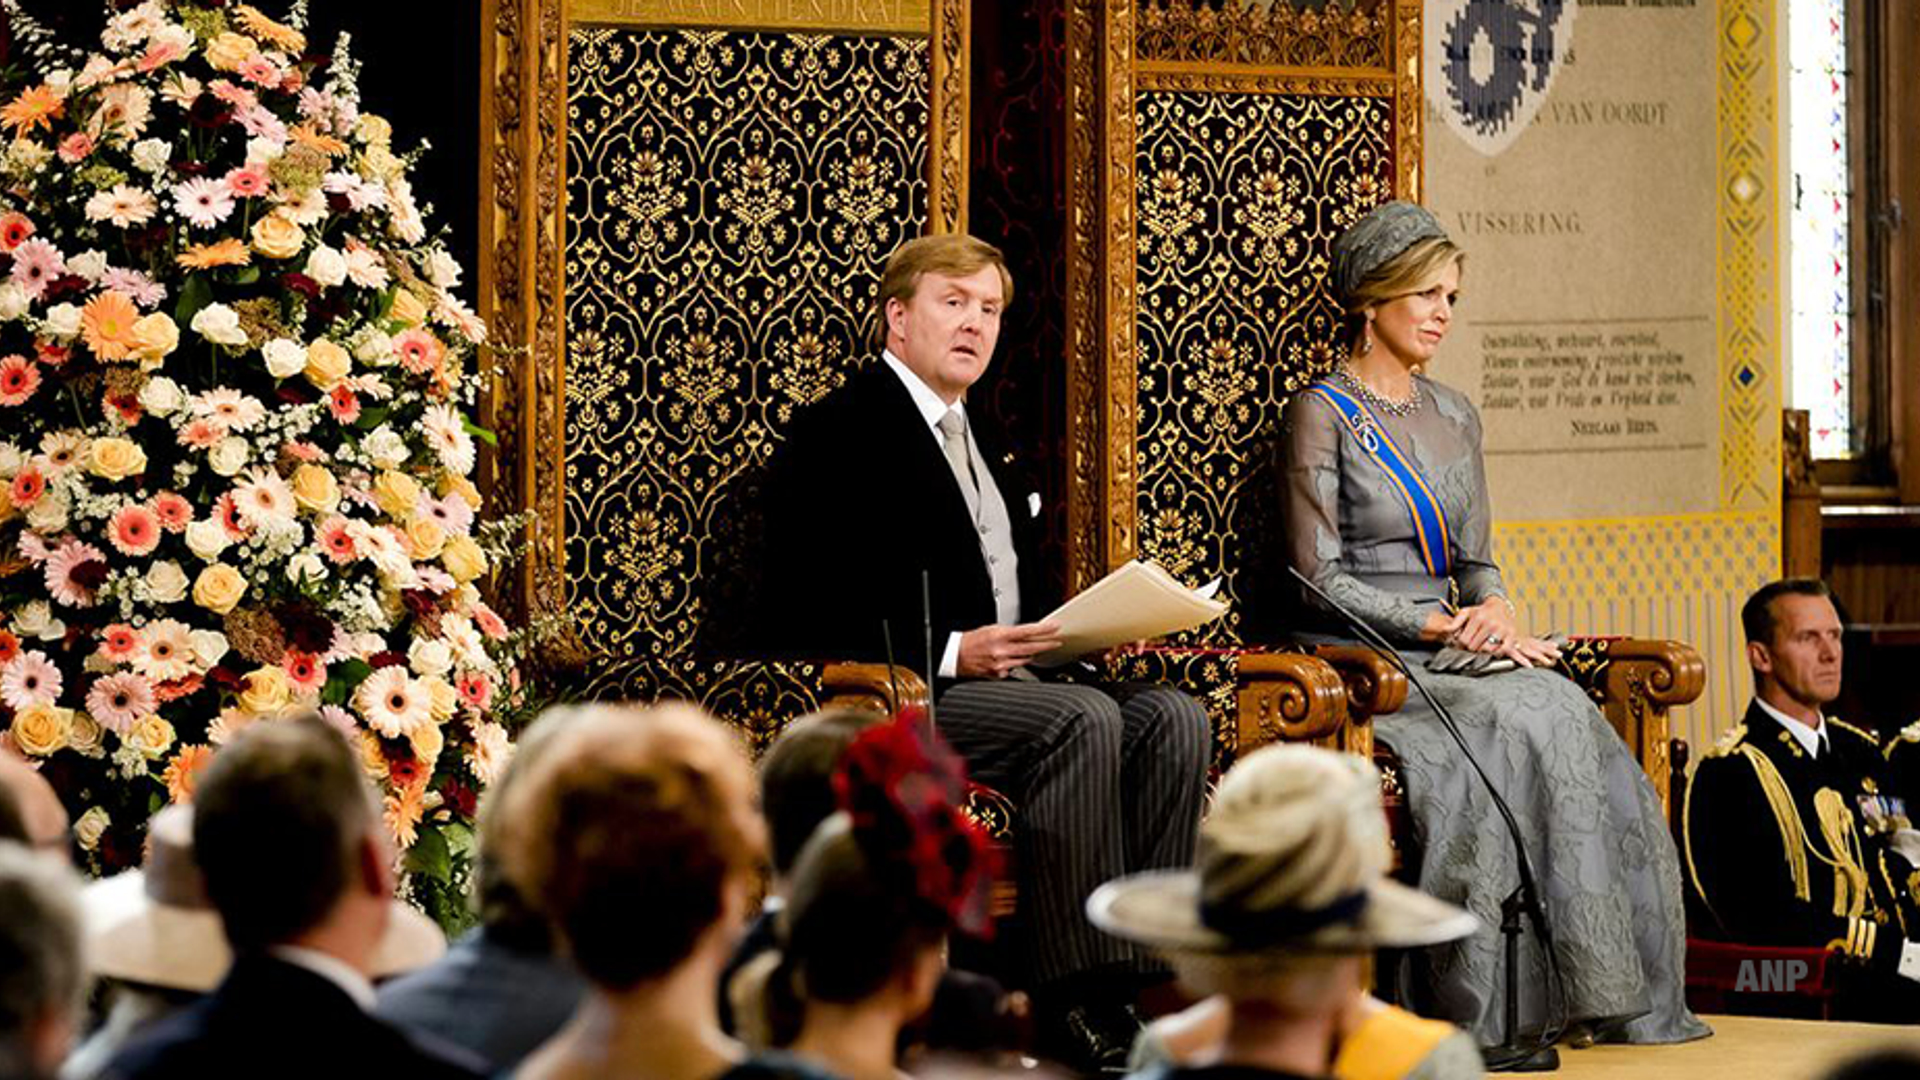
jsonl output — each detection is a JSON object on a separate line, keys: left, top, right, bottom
{"left": 881, "top": 351, "right": 975, "bottom": 679}
{"left": 1753, "top": 696, "right": 1829, "bottom": 759}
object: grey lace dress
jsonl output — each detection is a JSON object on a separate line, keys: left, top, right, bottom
{"left": 1279, "top": 373, "right": 1710, "bottom": 1046}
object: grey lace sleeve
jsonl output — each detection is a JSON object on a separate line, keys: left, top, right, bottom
{"left": 1449, "top": 398, "right": 1508, "bottom": 608}
{"left": 1281, "top": 392, "right": 1432, "bottom": 644}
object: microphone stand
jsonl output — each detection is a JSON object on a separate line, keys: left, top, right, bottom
{"left": 1288, "top": 569, "right": 1563, "bottom": 1071}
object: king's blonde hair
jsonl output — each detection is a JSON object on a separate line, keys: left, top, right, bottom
{"left": 871, "top": 234, "right": 1015, "bottom": 349}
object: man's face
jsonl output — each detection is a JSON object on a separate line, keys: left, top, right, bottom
{"left": 1751, "top": 593, "right": 1844, "bottom": 709}
{"left": 886, "top": 264, "right": 1005, "bottom": 404}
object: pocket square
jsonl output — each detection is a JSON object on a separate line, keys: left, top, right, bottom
{"left": 1028, "top": 493, "right": 1042, "bottom": 518}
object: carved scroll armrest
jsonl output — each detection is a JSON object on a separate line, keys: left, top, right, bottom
{"left": 1556, "top": 636, "right": 1705, "bottom": 816}
{"left": 1305, "top": 644, "right": 1410, "bottom": 726}
{"left": 820, "top": 662, "right": 930, "bottom": 715}
{"left": 1234, "top": 649, "right": 1350, "bottom": 752}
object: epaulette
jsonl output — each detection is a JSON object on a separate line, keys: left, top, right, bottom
{"left": 1701, "top": 724, "right": 1749, "bottom": 759}
{"left": 1830, "top": 718, "right": 1880, "bottom": 748}
{"left": 1893, "top": 720, "right": 1920, "bottom": 745}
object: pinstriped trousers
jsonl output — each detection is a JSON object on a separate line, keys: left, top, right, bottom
{"left": 936, "top": 680, "right": 1210, "bottom": 987}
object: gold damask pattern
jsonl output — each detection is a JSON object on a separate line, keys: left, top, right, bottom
{"left": 1132, "top": 90, "right": 1393, "bottom": 642}
{"left": 1137, "top": 0, "right": 1389, "bottom": 70}
{"left": 582, "top": 657, "right": 832, "bottom": 754}
{"left": 564, "top": 28, "right": 929, "bottom": 661}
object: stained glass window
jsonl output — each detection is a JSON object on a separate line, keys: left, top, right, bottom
{"left": 1789, "top": 0, "right": 1851, "bottom": 458}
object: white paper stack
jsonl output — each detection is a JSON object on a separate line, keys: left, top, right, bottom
{"left": 1031, "top": 559, "right": 1228, "bottom": 666}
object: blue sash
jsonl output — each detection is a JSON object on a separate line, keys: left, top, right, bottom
{"left": 1305, "top": 382, "right": 1453, "bottom": 578}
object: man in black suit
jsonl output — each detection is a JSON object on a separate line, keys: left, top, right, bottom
{"left": 107, "top": 716, "right": 483, "bottom": 1080}
{"left": 759, "top": 234, "right": 1210, "bottom": 1069}
{"left": 1684, "top": 578, "right": 1920, "bottom": 1019}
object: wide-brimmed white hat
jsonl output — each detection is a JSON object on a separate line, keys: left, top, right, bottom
{"left": 1088, "top": 744, "right": 1477, "bottom": 955}
{"left": 82, "top": 805, "right": 446, "bottom": 991}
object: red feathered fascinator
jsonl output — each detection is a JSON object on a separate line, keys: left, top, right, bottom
{"left": 833, "top": 709, "right": 1000, "bottom": 939}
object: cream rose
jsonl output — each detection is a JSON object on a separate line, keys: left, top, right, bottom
{"left": 24, "top": 496, "right": 68, "bottom": 534}
{"left": 9, "top": 704, "right": 72, "bottom": 757}
{"left": 250, "top": 211, "right": 305, "bottom": 260}
{"left": 407, "top": 638, "right": 453, "bottom": 679}
{"left": 0, "top": 283, "right": 29, "bottom": 321}
{"left": 238, "top": 666, "right": 291, "bottom": 716}
{"left": 440, "top": 475, "right": 483, "bottom": 511}
{"left": 305, "top": 246, "right": 348, "bottom": 288}
{"left": 139, "top": 375, "right": 185, "bottom": 416}
{"left": 192, "top": 563, "right": 247, "bottom": 614}
{"left": 362, "top": 427, "right": 409, "bottom": 469}
{"left": 145, "top": 560, "right": 189, "bottom": 604}
{"left": 88, "top": 437, "right": 148, "bottom": 481}
{"left": 73, "top": 807, "right": 109, "bottom": 851}
{"left": 184, "top": 518, "right": 231, "bottom": 560}
{"left": 189, "top": 629, "right": 230, "bottom": 668}
{"left": 289, "top": 463, "right": 341, "bottom": 513}
{"left": 207, "top": 436, "right": 249, "bottom": 477}
{"left": 420, "top": 675, "right": 458, "bottom": 723}
{"left": 388, "top": 288, "right": 428, "bottom": 329}
{"left": 262, "top": 338, "right": 306, "bottom": 379}
{"left": 191, "top": 303, "right": 249, "bottom": 347}
{"left": 205, "top": 31, "right": 259, "bottom": 71}
{"left": 43, "top": 303, "right": 82, "bottom": 340}
{"left": 408, "top": 721, "right": 444, "bottom": 764}
{"left": 372, "top": 471, "right": 421, "bottom": 520}
{"left": 404, "top": 518, "right": 446, "bottom": 560}
{"left": 129, "top": 312, "right": 179, "bottom": 367}
{"left": 126, "top": 714, "right": 177, "bottom": 758}
{"left": 304, "top": 339, "right": 352, "bottom": 389}
{"left": 356, "top": 114, "right": 394, "bottom": 146}
{"left": 67, "top": 711, "right": 106, "bottom": 757}
{"left": 440, "top": 535, "right": 487, "bottom": 584}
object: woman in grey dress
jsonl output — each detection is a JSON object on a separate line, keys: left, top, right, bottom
{"left": 1279, "top": 202, "right": 1709, "bottom": 1047}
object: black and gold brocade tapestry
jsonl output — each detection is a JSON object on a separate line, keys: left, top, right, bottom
{"left": 1133, "top": 91, "right": 1392, "bottom": 645}
{"left": 563, "top": 28, "right": 930, "bottom": 693}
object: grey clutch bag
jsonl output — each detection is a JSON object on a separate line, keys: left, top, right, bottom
{"left": 1426, "top": 633, "right": 1566, "bottom": 676}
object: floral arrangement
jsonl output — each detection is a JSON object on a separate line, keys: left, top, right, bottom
{"left": 0, "top": 0, "right": 531, "bottom": 921}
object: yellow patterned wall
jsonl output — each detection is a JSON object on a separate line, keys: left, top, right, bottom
{"left": 562, "top": 28, "right": 930, "bottom": 664}
{"left": 1490, "top": 0, "right": 1781, "bottom": 751}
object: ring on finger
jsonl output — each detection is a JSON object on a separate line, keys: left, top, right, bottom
{"left": 1487, "top": 634, "right": 1503, "bottom": 646}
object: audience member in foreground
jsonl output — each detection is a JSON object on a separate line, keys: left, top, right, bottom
{"left": 70, "top": 803, "right": 445, "bottom": 1079}
{"left": 0, "top": 750, "right": 70, "bottom": 857}
{"left": 377, "top": 707, "right": 588, "bottom": 1072}
{"left": 0, "top": 839, "right": 84, "bottom": 1080}
{"left": 496, "top": 703, "right": 825, "bottom": 1080}
{"left": 1686, "top": 578, "right": 1920, "bottom": 1020}
{"left": 737, "top": 715, "right": 998, "bottom": 1080}
{"left": 1088, "top": 744, "right": 1484, "bottom": 1080}
{"left": 103, "top": 716, "right": 476, "bottom": 1080}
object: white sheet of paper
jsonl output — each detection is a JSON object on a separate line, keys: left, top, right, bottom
{"left": 1031, "top": 559, "right": 1229, "bottom": 667}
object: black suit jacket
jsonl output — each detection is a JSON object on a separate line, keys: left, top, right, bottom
{"left": 107, "top": 955, "right": 485, "bottom": 1080}
{"left": 757, "top": 362, "right": 1053, "bottom": 678}
{"left": 1683, "top": 702, "right": 1917, "bottom": 972}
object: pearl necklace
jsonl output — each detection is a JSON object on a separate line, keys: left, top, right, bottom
{"left": 1338, "top": 363, "right": 1422, "bottom": 417}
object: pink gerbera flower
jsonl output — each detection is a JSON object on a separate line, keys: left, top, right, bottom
{"left": 57, "top": 132, "right": 95, "bottom": 163}
{"left": 86, "top": 671, "right": 155, "bottom": 733}
{"left": 9, "top": 465, "right": 45, "bottom": 507}
{"left": 225, "top": 164, "right": 269, "bottom": 198}
{"left": 456, "top": 670, "right": 493, "bottom": 712}
{"left": 283, "top": 650, "right": 325, "bottom": 694}
{"left": 8, "top": 238, "right": 64, "bottom": 300}
{"left": 417, "top": 492, "right": 474, "bottom": 536}
{"left": 392, "top": 329, "right": 445, "bottom": 375}
{"left": 326, "top": 385, "right": 360, "bottom": 423}
{"left": 134, "top": 620, "right": 194, "bottom": 682}
{"left": 192, "top": 388, "right": 266, "bottom": 432}
{"left": 0, "top": 355, "right": 40, "bottom": 406}
{"left": 472, "top": 603, "right": 508, "bottom": 641}
{"left": 214, "top": 492, "right": 250, "bottom": 539}
{"left": 178, "top": 418, "right": 225, "bottom": 448}
{"left": 109, "top": 504, "right": 162, "bottom": 556}
{"left": 0, "top": 650, "right": 62, "bottom": 710}
{"left": 172, "top": 177, "right": 235, "bottom": 229}
{"left": 101, "top": 266, "right": 166, "bottom": 307}
{"left": 44, "top": 538, "right": 107, "bottom": 607}
{"left": 209, "top": 80, "right": 257, "bottom": 111}
{"left": 152, "top": 492, "right": 192, "bottom": 531}
{"left": 281, "top": 440, "right": 324, "bottom": 463}
{"left": 238, "top": 56, "right": 280, "bottom": 87}
{"left": 317, "top": 516, "right": 357, "bottom": 563}
{"left": 232, "top": 469, "right": 296, "bottom": 532}
{"left": 100, "top": 623, "right": 142, "bottom": 661}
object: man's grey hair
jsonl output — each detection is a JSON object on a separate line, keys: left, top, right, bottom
{"left": 0, "top": 839, "right": 84, "bottom": 1075}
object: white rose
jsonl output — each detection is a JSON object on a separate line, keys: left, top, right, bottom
{"left": 245, "top": 135, "right": 284, "bottom": 165}
{"left": 287, "top": 551, "right": 327, "bottom": 584}
{"left": 0, "top": 284, "right": 30, "bottom": 321}
{"left": 145, "top": 560, "right": 189, "bottom": 603}
{"left": 305, "top": 246, "right": 348, "bottom": 288}
{"left": 207, "top": 436, "right": 249, "bottom": 477}
{"left": 352, "top": 329, "right": 393, "bottom": 364}
{"left": 189, "top": 629, "right": 230, "bottom": 668}
{"left": 407, "top": 637, "right": 453, "bottom": 678}
{"left": 67, "top": 250, "right": 108, "bottom": 281}
{"left": 185, "top": 518, "right": 231, "bottom": 559}
{"left": 131, "top": 138, "right": 170, "bottom": 173}
{"left": 426, "top": 249, "right": 462, "bottom": 289}
{"left": 73, "top": 807, "right": 109, "bottom": 852}
{"left": 362, "top": 426, "right": 408, "bottom": 469}
{"left": 145, "top": 559, "right": 190, "bottom": 602}
{"left": 13, "top": 600, "right": 66, "bottom": 642}
{"left": 139, "top": 376, "right": 185, "bottom": 417}
{"left": 25, "top": 495, "right": 67, "bottom": 533}
{"left": 43, "top": 304, "right": 82, "bottom": 340}
{"left": 191, "top": 303, "right": 248, "bottom": 347}
{"left": 0, "top": 443, "right": 22, "bottom": 474}
{"left": 262, "top": 338, "right": 306, "bottom": 379}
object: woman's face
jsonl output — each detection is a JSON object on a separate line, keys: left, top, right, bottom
{"left": 1367, "top": 257, "right": 1461, "bottom": 368}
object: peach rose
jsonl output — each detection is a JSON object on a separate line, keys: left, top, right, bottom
{"left": 407, "top": 720, "right": 444, "bottom": 763}
{"left": 371, "top": 471, "right": 421, "bottom": 520}
{"left": 88, "top": 437, "right": 148, "bottom": 481}
{"left": 126, "top": 714, "right": 177, "bottom": 758}
{"left": 388, "top": 288, "right": 428, "bottom": 329}
{"left": 251, "top": 211, "right": 305, "bottom": 260}
{"left": 439, "top": 535, "right": 487, "bottom": 584}
{"left": 129, "top": 312, "right": 180, "bottom": 367}
{"left": 421, "top": 675, "right": 459, "bottom": 723}
{"left": 237, "top": 665, "right": 291, "bottom": 716}
{"left": 289, "top": 463, "right": 340, "bottom": 513}
{"left": 192, "top": 563, "right": 247, "bottom": 614}
{"left": 205, "top": 31, "right": 259, "bottom": 71}
{"left": 303, "top": 339, "right": 352, "bottom": 389}
{"left": 10, "top": 704, "right": 72, "bottom": 757}
{"left": 404, "top": 518, "right": 446, "bottom": 560}
{"left": 438, "top": 475, "right": 483, "bottom": 511}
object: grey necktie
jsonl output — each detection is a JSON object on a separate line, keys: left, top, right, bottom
{"left": 937, "top": 410, "right": 979, "bottom": 516}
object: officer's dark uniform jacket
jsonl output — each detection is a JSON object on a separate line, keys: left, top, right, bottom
{"left": 1683, "top": 701, "right": 1920, "bottom": 976}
